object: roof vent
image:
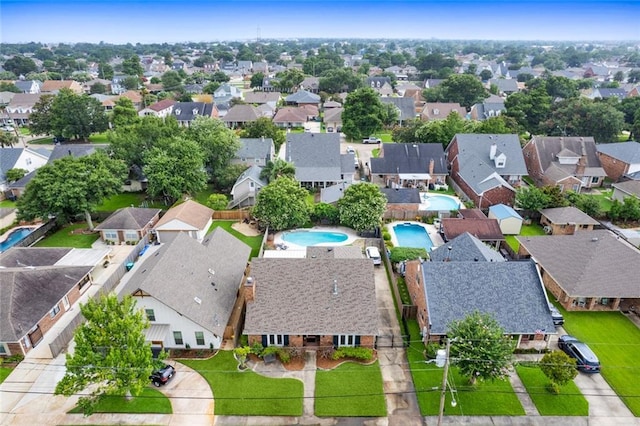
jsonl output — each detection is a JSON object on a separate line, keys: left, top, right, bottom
{"left": 332, "top": 279, "right": 338, "bottom": 296}
{"left": 194, "top": 296, "right": 202, "bottom": 304}
{"left": 591, "top": 237, "right": 598, "bottom": 242}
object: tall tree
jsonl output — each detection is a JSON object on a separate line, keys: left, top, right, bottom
{"left": 250, "top": 72, "right": 265, "bottom": 88}
{"left": 342, "top": 87, "right": 386, "bottom": 140}
{"left": 0, "top": 131, "right": 18, "bottom": 148}
{"left": 504, "top": 87, "right": 552, "bottom": 135}
{"left": 108, "top": 115, "right": 180, "bottom": 167}
{"left": 545, "top": 97, "right": 624, "bottom": 143}
{"left": 54, "top": 294, "right": 157, "bottom": 416}
{"left": 337, "top": 183, "right": 387, "bottom": 233}
{"left": 515, "top": 186, "right": 550, "bottom": 212}
{"left": 423, "top": 74, "right": 488, "bottom": 108}
{"left": 17, "top": 151, "right": 127, "bottom": 229}
{"left": 122, "top": 55, "right": 144, "bottom": 76}
{"left": 143, "top": 137, "right": 207, "bottom": 204}
{"left": 239, "top": 117, "right": 286, "bottom": 151}
{"left": 186, "top": 116, "right": 240, "bottom": 181}
{"left": 448, "top": 311, "right": 515, "bottom": 384}
{"left": 3, "top": 55, "right": 37, "bottom": 75}
{"left": 111, "top": 97, "right": 139, "bottom": 128}
{"left": 252, "top": 177, "right": 310, "bottom": 231}
{"left": 161, "top": 70, "right": 183, "bottom": 92}
{"left": 260, "top": 158, "right": 295, "bottom": 183}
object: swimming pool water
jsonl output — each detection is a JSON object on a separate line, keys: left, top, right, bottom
{"left": 392, "top": 223, "right": 434, "bottom": 251}
{"left": 423, "top": 195, "right": 461, "bottom": 211}
{"left": 282, "top": 230, "right": 349, "bottom": 246}
{"left": 0, "top": 228, "right": 34, "bottom": 252}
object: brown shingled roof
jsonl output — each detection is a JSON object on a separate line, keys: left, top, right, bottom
{"left": 154, "top": 200, "right": 213, "bottom": 230}
{"left": 441, "top": 218, "right": 504, "bottom": 242}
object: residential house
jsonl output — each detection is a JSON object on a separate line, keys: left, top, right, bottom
{"left": 421, "top": 102, "right": 467, "bottom": 121}
{"left": 440, "top": 217, "right": 504, "bottom": 248}
{"left": 396, "top": 83, "right": 422, "bottom": 97}
{"left": 221, "top": 104, "right": 260, "bottom": 128}
{"left": 233, "top": 137, "right": 275, "bottom": 168}
{"left": 323, "top": 107, "right": 343, "bottom": 133}
{"left": 0, "top": 247, "right": 110, "bottom": 356}
{"left": 243, "top": 91, "right": 281, "bottom": 109}
{"left": 300, "top": 77, "right": 320, "bottom": 93}
{"left": 184, "top": 84, "right": 204, "bottom": 94}
{"left": 0, "top": 147, "right": 49, "bottom": 192}
{"left": 138, "top": 99, "right": 175, "bottom": 118}
{"left": 153, "top": 200, "right": 214, "bottom": 243}
{"left": 381, "top": 188, "right": 421, "bottom": 213}
{"left": 523, "top": 136, "right": 607, "bottom": 192}
{"left": 83, "top": 79, "right": 112, "bottom": 94}
{"left": 123, "top": 229, "right": 251, "bottom": 350}
{"left": 284, "top": 133, "right": 355, "bottom": 188}
{"left": 424, "top": 79, "right": 444, "bottom": 89}
{"left": 588, "top": 87, "right": 626, "bottom": 100}
{"left": 40, "top": 80, "right": 83, "bottom": 94}
{"left": 539, "top": 207, "right": 599, "bottom": 235}
{"left": 237, "top": 60, "right": 253, "bottom": 74}
{"left": 284, "top": 90, "right": 321, "bottom": 106}
{"left": 228, "top": 165, "right": 266, "bottom": 209}
{"left": 272, "top": 106, "right": 308, "bottom": 128}
{"left": 117, "top": 90, "right": 143, "bottom": 110}
{"left": 370, "top": 143, "right": 448, "bottom": 189}
{"left": 469, "top": 95, "right": 506, "bottom": 121}
{"left": 94, "top": 207, "right": 161, "bottom": 244}
{"left": 244, "top": 255, "right": 378, "bottom": 349}
{"left": 380, "top": 97, "right": 417, "bottom": 124}
{"left": 488, "top": 79, "right": 519, "bottom": 96}
{"left": 488, "top": 203, "right": 523, "bottom": 235}
{"left": 111, "top": 74, "right": 127, "bottom": 95}
{"left": 366, "top": 76, "right": 392, "bottom": 90}
{"left": 404, "top": 259, "right": 555, "bottom": 349}
{"left": 446, "top": 134, "right": 528, "bottom": 208}
{"left": 611, "top": 180, "right": 640, "bottom": 202}
{"left": 0, "top": 92, "right": 16, "bottom": 108}
{"left": 172, "top": 102, "right": 217, "bottom": 127}
{"left": 14, "top": 80, "right": 41, "bottom": 94}
{"left": 517, "top": 230, "right": 640, "bottom": 311}
{"left": 597, "top": 142, "right": 640, "bottom": 181}
{"left": 428, "top": 232, "right": 505, "bottom": 262}
{"left": 403, "top": 88, "right": 425, "bottom": 110}
{"left": 3, "top": 93, "right": 42, "bottom": 126}
{"left": 253, "top": 61, "right": 268, "bottom": 74}
{"left": 214, "top": 83, "right": 243, "bottom": 100}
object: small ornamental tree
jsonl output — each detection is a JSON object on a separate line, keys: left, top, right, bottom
{"left": 448, "top": 311, "right": 515, "bottom": 384}
{"left": 338, "top": 183, "right": 387, "bottom": 233}
{"left": 539, "top": 350, "right": 578, "bottom": 394}
{"left": 207, "top": 193, "right": 229, "bottom": 210}
{"left": 252, "top": 177, "right": 310, "bottom": 231}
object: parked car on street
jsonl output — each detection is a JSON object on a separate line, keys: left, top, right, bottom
{"left": 150, "top": 364, "right": 176, "bottom": 386}
{"left": 558, "top": 335, "right": 600, "bottom": 373}
{"left": 362, "top": 136, "right": 381, "bottom": 144}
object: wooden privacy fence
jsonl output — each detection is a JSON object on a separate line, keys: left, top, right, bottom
{"left": 213, "top": 210, "right": 250, "bottom": 220}
{"left": 383, "top": 210, "right": 439, "bottom": 221}
{"left": 15, "top": 219, "right": 57, "bottom": 248}
{"left": 49, "top": 312, "right": 84, "bottom": 358}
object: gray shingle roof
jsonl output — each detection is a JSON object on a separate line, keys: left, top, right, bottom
{"left": 381, "top": 188, "right": 421, "bottom": 204}
{"left": 244, "top": 258, "right": 378, "bottom": 336}
{"left": 612, "top": 180, "right": 640, "bottom": 197}
{"left": 48, "top": 144, "right": 107, "bottom": 163}
{"left": 0, "top": 247, "right": 72, "bottom": 267}
{"left": 237, "top": 138, "right": 274, "bottom": 161}
{"left": 422, "top": 260, "right": 555, "bottom": 334}
{"left": 122, "top": 229, "right": 251, "bottom": 337}
{"left": 429, "top": 232, "right": 505, "bottom": 262}
{"left": 539, "top": 207, "right": 599, "bottom": 225}
{"left": 597, "top": 142, "right": 640, "bottom": 164}
{"left": 528, "top": 136, "right": 605, "bottom": 177}
{"left": 285, "top": 90, "right": 320, "bottom": 104}
{"left": 285, "top": 133, "right": 343, "bottom": 183}
{"left": 517, "top": 230, "right": 640, "bottom": 298}
{"left": 172, "top": 102, "right": 215, "bottom": 122}
{"left": 380, "top": 97, "right": 417, "bottom": 121}
{"left": 95, "top": 207, "right": 161, "bottom": 231}
{"left": 370, "top": 143, "right": 447, "bottom": 175}
{"left": 234, "top": 164, "right": 266, "bottom": 187}
{"left": 0, "top": 148, "right": 23, "bottom": 180}
{"left": 222, "top": 104, "right": 260, "bottom": 123}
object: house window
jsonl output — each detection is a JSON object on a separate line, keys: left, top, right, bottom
{"left": 338, "top": 335, "right": 356, "bottom": 347}
{"left": 572, "top": 184, "right": 581, "bottom": 192}
{"left": 145, "top": 309, "right": 156, "bottom": 321}
{"left": 125, "top": 231, "right": 138, "bottom": 241}
{"left": 268, "top": 334, "right": 285, "bottom": 346}
{"left": 104, "top": 231, "right": 117, "bottom": 240}
{"left": 50, "top": 305, "right": 61, "bottom": 318}
{"left": 0, "top": 343, "right": 6, "bottom": 354}
{"left": 250, "top": 182, "right": 254, "bottom": 188}
{"left": 26, "top": 158, "right": 32, "bottom": 166}
{"left": 591, "top": 176, "right": 599, "bottom": 184}
{"left": 173, "top": 331, "right": 183, "bottom": 345}
{"left": 62, "top": 295, "right": 70, "bottom": 311}
{"left": 195, "top": 331, "right": 205, "bottom": 346}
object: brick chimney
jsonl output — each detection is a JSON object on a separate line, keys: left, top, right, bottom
{"left": 244, "top": 276, "right": 255, "bottom": 303}
{"left": 429, "top": 158, "right": 435, "bottom": 176}
{"left": 576, "top": 155, "right": 586, "bottom": 177}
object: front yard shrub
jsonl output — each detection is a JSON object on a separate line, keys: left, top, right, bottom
{"left": 277, "top": 349, "right": 291, "bottom": 364}
{"left": 389, "top": 247, "right": 428, "bottom": 263}
{"left": 382, "top": 229, "right": 391, "bottom": 241}
{"left": 425, "top": 342, "right": 442, "bottom": 360}
{"left": 331, "top": 347, "right": 374, "bottom": 361}
{"left": 250, "top": 342, "right": 264, "bottom": 355}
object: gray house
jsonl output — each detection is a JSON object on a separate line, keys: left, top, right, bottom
{"left": 94, "top": 207, "right": 161, "bottom": 244}
{"left": 370, "top": 143, "right": 448, "bottom": 189}
{"left": 233, "top": 138, "right": 275, "bottom": 167}
{"left": 380, "top": 97, "right": 417, "bottom": 124}
{"left": 428, "top": 232, "right": 505, "bottom": 262}
{"left": 229, "top": 165, "right": 267, "bottom": 209}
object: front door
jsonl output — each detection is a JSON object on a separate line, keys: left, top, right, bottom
{"left": 303, "top": 335, "right": 319, "bottom": 346}
{"left": 28, "top": 326, "right": 43, "bottom": 347}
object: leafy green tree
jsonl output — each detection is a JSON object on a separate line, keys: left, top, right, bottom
{"left": 479, "top": 69, "right": 493, "bottom": 81}
{"left": 342, "top": 88, "right": 386, "bottom": 140}
{"left": 0, "top": 82, "right": 21, "bottom": 93}
{"left": 186, "top": 116, "right": 240, "bottom": 181}
{"left": 310, "top": 202, "right": 339, "bottom": 225}
{"left": 214, "top": 164, "right": 248, "bottom": 192}
{"left": 566, "top": 191, "right": 601, "bottom": 218}
{"left": 0, "top": 71, "right": 17, "bottom": 80}
{"left": 260, "top": 158, "right": 295, "bottom": 183}
{"left": 337, "top": 183, "right": 387, "bottom": 233}
{"left": 89, "top": 81, "right": 107, "bottom": 94}
{"left": 423, "top": 74, "right": 487, "bottom": 108}
{"left": 252, "top": 177, "right": 310, "bottom": 231}
{"left": 273, "top": 69, "right": 305, "bottom": 92}
{"left": 541, "top": 185, "right": 569, "bottom": 208}
{"left": 27, "top": 94, "right": 56, "bottom": 136}
{"left": 545, "top": 97, "right": 624, "bottom": 143}
{"left": 207, "top": 193, "right": 229, "bottom": 210}
{"left": 239, "top": 117, "right": 286, "bottom": 151}
{"left": 539, "top": 350, "right": 578, "bottom": 394}
{"left": 504, "top": 87, "right": 552, "bottom": 135}
{"left": 54, "top": 294, "right": 158, "bottom": 416}
{"left": 0, "top": 131, "right": 18, "bottom": 148}
{"left": 122, "top": 55, "right": 144, "bottom": 76}
{"left": 319, "top": 68, "right": 363, "bottom": 93}
{"left": 608, "top": 196, "right": 640, "bottom": 222}
{"left": 161, "top": 70, "right": 183, "bottom": 92}
{"left": 17, "top": 151, "right": 127, "bottom": 229}
{"left": 250, "top": 72, "right": 265, "bottom": 88}
{"left": 98, "top": 62, "right": 114, "bottom": 80}
{"left": 628, "top": 69, "right": 640, "bottom": 84}
{"left": 3, "top": 55, "right": 37, "bottom": 75}
{"left": 111, "top": 97, "right": 139, "bottom": 128}
{"left": 202, "top": 81, "right": 220, "bottom": 94}
{"left": 108, "top": 115, "right": 180, "bottom": 167}
{"left": 5, "top": 168, "right": 27, "bottom": 182}
{"left": 210, "top": 71, "right": 230, "bottom": 83}
{"left": 515, "top": 186, "right": 550, "bottom": 211}
{"left": 122, "top": 75, "right": 140, "bottom": 90}
{"left": 448, "top": 311, "right": 515, "bottom": 384}
{"left": 143, "top": 138, "right": 208, "bottom": 205}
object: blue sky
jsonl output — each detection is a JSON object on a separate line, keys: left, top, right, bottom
{"left": 1, "top": 0, "right": 639, "bottom": 43}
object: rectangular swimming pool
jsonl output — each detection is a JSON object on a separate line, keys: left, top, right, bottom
{"left": 392, "top": 223, "right": 434, "bottom": 251}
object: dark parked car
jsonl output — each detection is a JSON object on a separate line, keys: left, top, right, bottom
{"left": 150, "top": 364, "right": 175, "bottom": 387}
{"left": 558, "top": 335, "right": 600, "bottom": 373}
{"left": 549, "top": 304, "right": 564, "bottom": 326}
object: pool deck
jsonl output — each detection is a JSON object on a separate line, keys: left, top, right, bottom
{"left": 419, "top": 192, "right": 464, "bottom": 211}
{"left": 386, "top": 221, "right": 445, "bottom": 251}
{"left": 273, "top": 226, "right": 360, "bottom": 251}
{"left": 0, "top": 224, "right": 41, "bottom": 244}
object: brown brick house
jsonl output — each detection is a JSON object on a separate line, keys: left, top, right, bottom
{"left": 243, "top": 249, "right": 378, "bottom": 350}
{"left": 539, "top": 207, "right": 599, "bottom": 235}
{"left": 517, "top": 230, "right": 640, "bottom": 311}
{"left": 95, "top": 207, "right": 161, "bottom": 244}
{"left": 596, "top": 142, "right": 640, "bottom": 181}
{"left": 440, "top": 217, "right": 504, "bottom": 249}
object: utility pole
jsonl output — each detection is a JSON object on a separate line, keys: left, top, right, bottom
{"left": 437, "top": 338, "right": 451, "bottom": 426}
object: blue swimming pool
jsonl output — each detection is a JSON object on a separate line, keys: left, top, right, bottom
{"left": 282, "top": 230, "right": 349, "bottom": 246}
{"left": 392, "top": 223, "right": 434, "bottom": 251}
{"left": 422, "top": 194, "right": 461, "bottom": 211}
{"left": 0, "top": 227, "right": 34, "bottom": 252}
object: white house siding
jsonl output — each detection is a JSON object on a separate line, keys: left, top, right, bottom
{"left": 134, "top": 296, "right": 221, "bottom": 349}
{"left": 488, "top": 213, "right": 522, "bottom": 235}
{"left": 231, "top": 179, "right": 259, "bottom": 207}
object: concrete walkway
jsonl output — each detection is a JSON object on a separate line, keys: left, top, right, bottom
{"left": 508, "top": 369, "right": 539, "bottom": 416}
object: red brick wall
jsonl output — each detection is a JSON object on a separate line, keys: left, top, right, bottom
{"left": 4, "top": 342, "right": 22, "bottom": 356}
{"left": 405, "top": 260, "right": 429, "bottom": 333}
{"left": 523, "top": 141, "right": 543, "bottom": 184}
{"left": 598, "top": 152, "right": 629, "bottom": 181}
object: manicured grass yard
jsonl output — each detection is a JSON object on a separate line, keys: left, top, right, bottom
{"left": 515, "top": 364, "right": 588, "bottom": 416}
{"left": 34, "top": 223, "right": 99, "bottom": 248}
{"left": 559, "top": 308, "right": 640, "bottom": 416}
{"left": 587, "top": 189, "right": 614, "bottom": 213}
{"left": 68, "top": 387, "right": 171, "bottom": 414}
{"left": 0, "top": 199, "right": 16, "bottom": 208}
{"left": 207, "top": 220, "right": 263, "bottom": 258}
{"left": 96, "top": 193, "right": 147, "bottom": 212}
{"left": 0, "top": 367, "right": 13, "bottom": 384}
{"left": 88, "top": 132, "right": 109, "bottom": 143}
{"left": 182, "top": 351, "right": 303, "bottom": 416}
{"left": 406, "top": 321, "right": 524, "bottom": 416}
{"left": 315, "top": 361, "right": 387, "bottom": 417}
{"left": 505, "top": 223, "right": 546, "bottom": 252}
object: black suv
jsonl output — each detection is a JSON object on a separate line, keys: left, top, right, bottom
{"left": 149, "top": 364, "right": 175, "bottom": 387}
{"left": 558, "top": 335, "right": 600, "bottom": 373}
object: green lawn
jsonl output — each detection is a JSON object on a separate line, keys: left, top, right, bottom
{"left": 19, "top": 127, "right": 30, "bottom": 135}
{"left": 505, "top": 223, "right": 546, "bottom": 252}
{"left": 207, "top": 220, "right": 263, "bottom": 258}
{"left": 34, "top": 223, "right": 99, "bottom": 248}
{"left": 0, "top": 199, "right": 16, "bottom": 208}
{"left": 587, "top": 189, "right": 614, "bottom": 213}
{"left": 88, "top": 132, "right": 109, "bottom": 143}
{"left": 28, "top": 136, "right": 54, "bottom": 145}
{"left": 315, "top": 361, "right": 387, "bottom": 417}
{"left": 559, "top": 309, "right": 640, "bottom": 416}
{"left": 96, "top": 193, "right": 147, "bottom": 212}
{"left": 192, "top": 184, "right": 216, "bottom": 206}
{"left": 406, "top": 321, "right": 524, "bottom": 416}
{"left": 0, "top": 367, "right": 13, "bottom": 384}
{"left": 181, "top": 351, "right": 303, "bottom": 416}
{"left": 515, "top": 364, "right": 588, "bottom": 416}
{"left": 68, "top": 387, "right": 171, "bottom": 414}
